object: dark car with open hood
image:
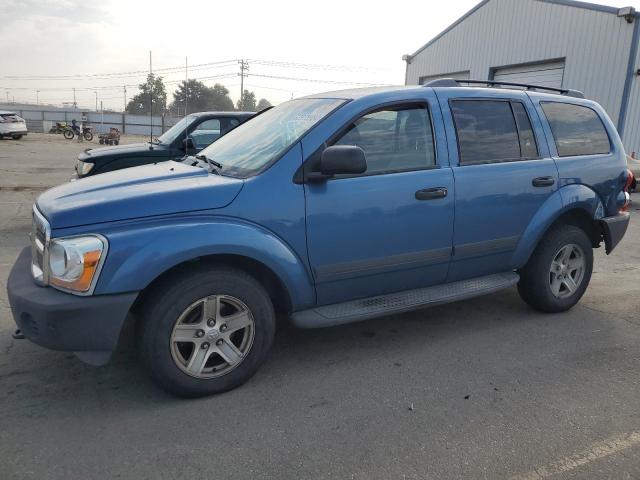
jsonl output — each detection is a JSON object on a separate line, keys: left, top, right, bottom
{"left": 75, "top": 111, "right": 254, "bottom": 178}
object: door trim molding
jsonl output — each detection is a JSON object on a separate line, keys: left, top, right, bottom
{"left": 314, "top": 246, "right": 452, "bottom": 283}
{"left": 454, "top": 235, "right": 520, "bottom": 259}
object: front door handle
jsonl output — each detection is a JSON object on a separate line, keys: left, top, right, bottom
{"left": 415, "top": 187, "right": 448, "bottom": 200}
{"left": 532, "top": 176, "right": 555, "bottom": 187}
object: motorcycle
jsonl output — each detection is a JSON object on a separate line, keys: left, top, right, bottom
{"left": 63, "top": 125, "right": 94, "bottom": 141}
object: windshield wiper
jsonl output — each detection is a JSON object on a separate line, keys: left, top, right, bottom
{"left": 195, "top": 154, "right": 223, "bottom": 174}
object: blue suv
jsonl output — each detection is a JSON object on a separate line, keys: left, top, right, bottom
{"left": 7, "top": 80, "right": 632, "bottom": 397}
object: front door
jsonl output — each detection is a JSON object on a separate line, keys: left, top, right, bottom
{"left": 304, "top": 100, "right": 455, "bottom": 305}
{"left": 435, "top": 90, "right": 558, "bottom": 281}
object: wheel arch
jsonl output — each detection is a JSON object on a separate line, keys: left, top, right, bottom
{"left": 131, "top": 253, "right": 293, "bottom": 316}
{"left": 512, "top": 185, "right": 604, "bottom": 268}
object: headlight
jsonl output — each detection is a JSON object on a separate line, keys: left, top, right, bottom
{"left": 77, "top": 160, "right": 94, "bottom": 176}
{"left": 48, "top": 235, "right": 107, "bottom": 294}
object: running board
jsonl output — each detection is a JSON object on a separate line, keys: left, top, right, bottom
{"left": 291, "top": 272, "right": 519, "bottom": 328}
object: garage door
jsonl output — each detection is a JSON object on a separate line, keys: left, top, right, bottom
{"left": 492, "top": 61, "right": 565, "bottom": 89}
{"left": 419, "top": 70, "right": 470, "bottom": 85}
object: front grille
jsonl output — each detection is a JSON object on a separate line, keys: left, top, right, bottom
{"left": 31, "top": 206, "right": 50, "bottom": 284}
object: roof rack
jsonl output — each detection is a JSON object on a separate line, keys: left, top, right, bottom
{"left": 424, "top": 78, "right": 585, "bottom": 99}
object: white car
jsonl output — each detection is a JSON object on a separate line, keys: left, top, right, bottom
{"left": 0, "top": 111, "right": 28, "bottom": 139}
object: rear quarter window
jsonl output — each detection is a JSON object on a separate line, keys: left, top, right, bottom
{"left": 541, "top": 102, "right": 611, "bottom": 157}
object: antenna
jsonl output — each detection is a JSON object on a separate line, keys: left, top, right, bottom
{"left": 149, "top": 50, "right": 153, "bottom": 144}
{"left": 184, "top": 56, "right": 189, "bottom": 153}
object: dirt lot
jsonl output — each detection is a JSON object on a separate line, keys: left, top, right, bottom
{"left": 1, "top": 133, "right": 640, "bottom": 479}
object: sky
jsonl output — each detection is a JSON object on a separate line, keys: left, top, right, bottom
{"left": 0, "top": 0, "right": 633, "bottom": 111}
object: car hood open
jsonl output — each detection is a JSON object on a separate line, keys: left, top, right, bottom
{"left": 37, "top": 161, "right": 243, "bottom": 229}
{"left": 78, "top": 142, "right": 171, "bottom": 162}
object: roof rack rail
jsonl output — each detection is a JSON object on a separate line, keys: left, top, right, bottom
{"left": 424, "top": 78, "right": 585, "bottom": 99}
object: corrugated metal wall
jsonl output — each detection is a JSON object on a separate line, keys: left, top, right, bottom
{"left": 622, "top": 40, "right": 640, "bottom": 156}
{"left": 0, "top": 104, "right": 181, "bottom": 135}
{"left": 406, "top": 0, "right": 637, "bottom": 144}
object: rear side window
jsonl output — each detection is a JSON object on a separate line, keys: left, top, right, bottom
{"left": 451, "top": 100, "right": 538, "bottom": 164}
{"left": 541, "top": 102, "right": 611, "bottom": 157}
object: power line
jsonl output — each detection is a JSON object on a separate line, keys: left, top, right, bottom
{"left": 0, "top": 59, "right": 238, "bottom": 80}
{"left": 248, "top": 58, "right": 393, "bottom": 73}
{"left": 248, "top": 73, "right": 390, "bottom": 86}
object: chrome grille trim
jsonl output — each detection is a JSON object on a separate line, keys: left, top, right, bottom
{"left": 31, "top": 205, "right": 50, "bottom": 285}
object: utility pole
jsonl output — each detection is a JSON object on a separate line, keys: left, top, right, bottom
{"left": 238, "top": 59, "right": 249, "bottom": 109}
{"left": 123, "top": 85, "right": 127, "bottom": 113}
{"left": 36, "top": 90, "right": 39, "bottom": 105}
{"left": 94, "top": 91, "right": 98, "bottom": 111}
{"left": 5, "top": 91, "right": 8, "bottom": 104}
{"left": 73, "top": 88, "right": 77, "bottom": 109}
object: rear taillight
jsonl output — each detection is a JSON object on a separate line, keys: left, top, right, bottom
{"left": 620, "top": 169, "right": 633, "bottom": 212}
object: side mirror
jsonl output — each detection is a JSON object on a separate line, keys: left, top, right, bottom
{"left": 182, "top": 136, "right": 195, "bottom": 150}
{"left": 312, "top": 145, "right": 366, "bottom": 180}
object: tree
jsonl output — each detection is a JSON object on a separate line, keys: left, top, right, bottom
{"left": 170, "top": 81, "right": 234, "bottom": 114}
{"left": 237, "top": 89, "right": 257, "bottom": 111}
{"left": 256, "top": 98, "right": 272, "bottom": 111}
{"left": 126, "top": 74, "right": 167, "bottom": 115}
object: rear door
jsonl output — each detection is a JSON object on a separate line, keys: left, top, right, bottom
{"left": 435, "top": 89, "right": 558, "bottom": 281}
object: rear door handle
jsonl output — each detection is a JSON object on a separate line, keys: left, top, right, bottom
{"left": 532, "top": 176, "right": 555, "bottom": 187}
{"left": 415, "top": 187, "right": 447, "bottom": 200}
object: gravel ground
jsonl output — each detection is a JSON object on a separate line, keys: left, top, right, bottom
{"left": 1, "top": 133, "right": 639, "bottom": 480}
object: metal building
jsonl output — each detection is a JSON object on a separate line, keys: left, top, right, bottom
{"left": 404, "top": 0, "right": 640, "bottom": 156}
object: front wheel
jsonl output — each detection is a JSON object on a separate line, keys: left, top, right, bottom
{"left": 139, "top": 267, "right": 276, "bottom": 397}
{"left": 83, "top": 131, "right": 93, "bottom": 141}
{"left": 518, "top": 224, "right": 593, "bottom": 313}
{"left": 63, "top": 130, "right": 74, "bottom": 140}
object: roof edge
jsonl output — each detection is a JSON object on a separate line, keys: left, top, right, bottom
{"left": 410, "top": 0, "right": 492, "bottom": 58}
{"left": 408, "top": 0, "right": 638, "bottom": 60}
{"left": 537, "top": 0, "right": 629, "bottom": 15}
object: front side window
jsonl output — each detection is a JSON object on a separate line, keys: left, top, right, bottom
{"left": 195, "top": 119, "right": 221, "bottom": 131}
{"left": 200, "top": 98, "right": 344, "bottom": 177}
{"left": 541, "top": 102, "right": 611, "bottom": 157}
{"left": 334, "top": 105, "right": 436, "bottom": 174}
{"left": 451, "top": 100, "right": 523, "bottom": 164}
{"left": 191, "top": 119, "right": 222, "bottom": 149}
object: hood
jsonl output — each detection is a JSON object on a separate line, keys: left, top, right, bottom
{"left": 38, "top": 161, "right": 243, "bottom": 229}
{"left": 79, "top": 142, "right": 170, "bottom": 161}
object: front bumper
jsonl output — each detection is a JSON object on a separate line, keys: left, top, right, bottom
{"left": 600, "top": 212, "right": 630, "bottom": 254}
{"left": 7, "top": 247, "right": 138, "bottom": 364}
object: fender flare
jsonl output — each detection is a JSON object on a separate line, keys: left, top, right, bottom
{"left": 511, "top": 184, "right": 603, "bottom": 268}
{"left": 94, "top": 215, "right": 316, "bottom": 310}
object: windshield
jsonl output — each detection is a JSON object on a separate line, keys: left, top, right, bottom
{"left": 199, "top": 98, "right": 344, "bottom": 177}
{"left": 156, "top": 114, "right": 197, "bottom": 145}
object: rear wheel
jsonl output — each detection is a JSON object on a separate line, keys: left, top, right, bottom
{"left": 518, "top": 224, "right": 593, "bottom": 313}
{"left": 139, "top": 266, "right": 276, "bottom": 397}
{"left": 11, "top": 134, "right": 22, "bottom": 140}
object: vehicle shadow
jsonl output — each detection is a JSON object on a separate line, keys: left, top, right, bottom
{"left": 0, "top": 286, "right": 544, "bottom": 408}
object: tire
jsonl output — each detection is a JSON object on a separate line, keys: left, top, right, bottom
{"left": 518, "top": 224, "right": 593, "bottom": 313}
{"left": 139, "top": 266, "right": 276, "bottom": 397}
{"left": 83, "top": 131, "right": 93, "bottom": 141}
{"left": 99, "top": 138, "right": 104, "bottom": 144}
{"left": 63, "top": 130, "right": 74, "bottom": 140}
{"left": 114, "top": 140, "right": 119, "bottom": 145}
{"left": 11, "top": 135, "right": 22, "bottom": 140}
